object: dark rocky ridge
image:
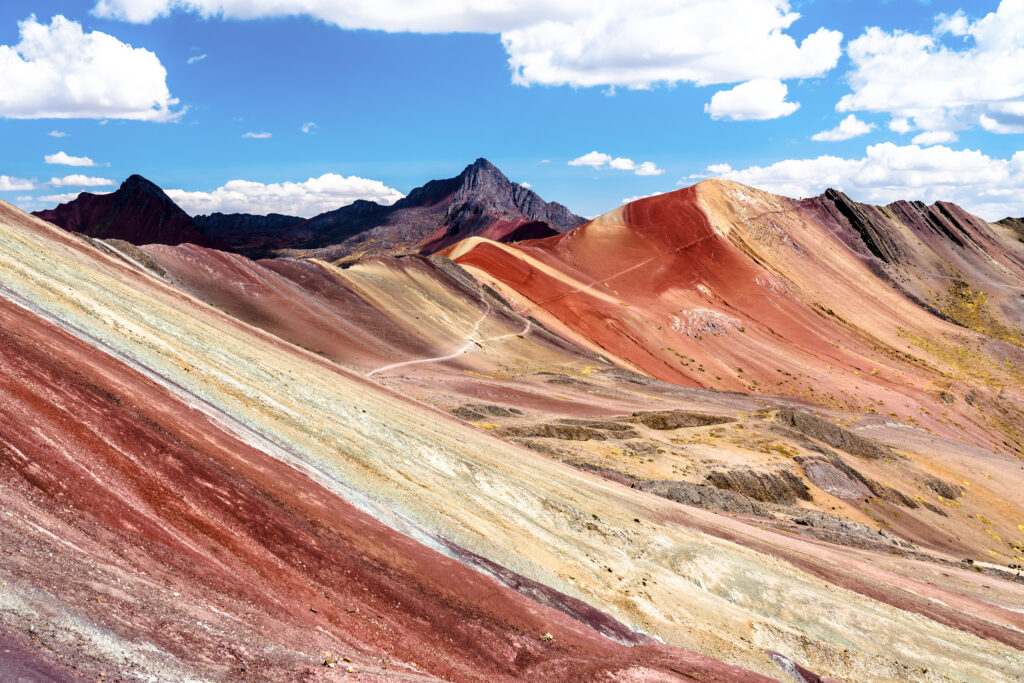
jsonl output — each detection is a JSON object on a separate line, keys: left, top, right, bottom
{"left": 799, "top": 189, "right": 1024, "bottom": 332}
{"left": 54, "top": 160, "right": 585, "bottom": 259}
{"left": 33, "top": 175, "right": 216, "bottom": 247}
{"left": 274, "top": 158, "right": 586, "bottom": 260}
{"left": 192, "top": 212, "right": 305, "bottom": 256}
{"left": 776, "top": 409, "right": 893, "bottom": 460}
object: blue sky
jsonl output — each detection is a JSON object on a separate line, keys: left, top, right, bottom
{"left": 1, "top": 0, "right": 1022, "bottom": 219}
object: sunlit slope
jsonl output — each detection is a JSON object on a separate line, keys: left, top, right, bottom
{"left": 452, "top": 180, "right": 1024, "bottom": 456}
{"left": 139, "top": 243, "right": 595, "bottom": 379}
{"left": 3, "top": 290, "right": 751, "bottom": 681}
{"left": 2, "top": 200, "right": 1023, "bottom": 680}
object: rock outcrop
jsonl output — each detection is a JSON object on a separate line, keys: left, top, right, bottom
{"left": 776, "top": 410, "right": 893, "bottom": 460}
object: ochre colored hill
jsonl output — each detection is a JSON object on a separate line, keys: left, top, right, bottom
{"left": 450, "top": 180, "right": 1024, "bottom": 456}
{"left": 3, "top": 179, "right": 1024, "bottom": 682}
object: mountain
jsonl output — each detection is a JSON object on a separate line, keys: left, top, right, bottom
{"left": 32, "top": 174, "right": 215, "bottom": 247}
{"left": 450, "top": 179, "right": 1024, "bottom": 450}
{"left": 4, "top": 174, "right": 1024, "bottom": 682}
{"left": 203, "top": 158, "right": 585, "bottom": 259}
{"left": 34, "top": 160, "right": 583, "bottom": 260}
{"left": 192, "top": 211, "right": 305, "bottom": 255}
{"left": 801, "top": 189, "right": 1024, "bottom": 332}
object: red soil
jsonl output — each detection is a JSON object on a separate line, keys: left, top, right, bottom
{"left": 0, "top": 294, "right": 768, "bottom": 681}
{"left": 455, "top": 188, "right": 877, "bottom": 390}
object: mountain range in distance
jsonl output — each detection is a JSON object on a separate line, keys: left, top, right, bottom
{"left": 4, "top": 157, "right": 1024, "bottom": 681}
{"left": 34, "top": 158, "right": 586, "bottom": 260}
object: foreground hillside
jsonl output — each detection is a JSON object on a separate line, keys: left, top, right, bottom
{"left": 4, "top": 176, "right": 1024, "bottom": 681}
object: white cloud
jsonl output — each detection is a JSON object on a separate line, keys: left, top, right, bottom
{"left": 838, "top": 1, "right": 1024, "bottom": 137}
{"left": 633, "top": 162, "right": 664, "bottom": 176}
{"left": 519, "top": 181, "right": 532, "bottom": 188}
{"left": 49, "top": 174, "right": 115, "bottom": 187}
{"left": 165, "top": 173, "right": 405, "bottom": 216}
{"left": 569, "top": 151, "right": 612, "bottom": 169}
{"left": 889, "top": 117, "right": 913, "bottom": 134}
{"left": 705, "top": 79, "right": 799, "bottom": 121}
{"left": 622, "top": 190, "right": 665, "bottom": 204}
{"left": 301, "top": 121, "right": 317, "bottom": 134}
{"left": 0, "top": 15, "right": 180, "bottom": 121}
{"left": 187, "top": 53, "right": 207, "bottom": 64}
{"left": 811, "top": 114, "right": 875, "bottom": 142}
{"left": 701, "top": 142, "right": 1024, "bottom": 220}
{"left": 37, "top": 191, "right": 108, "bottom": 204}
{"left": 980, "top": 114, "right": 1024, "bottom": 134}
{"left": 44, "top": 151, "right": 97, "bottom": 167}
{"left": 242, "top": 131, "right": 271, "bottom": 139}
{"left": 0, "top": 175, "right": 35, "bottom": 191}
{"left": 568, "top": 150, "right": 664, "bottom": 176}
{"left": 48, "top": 129, "right": 68, "bottom": 137}
{"left": 911, "top": 130, "right": 957, "bottom": 145}
{"left": 93, "top": 1, "right": 842, "bottom": 89}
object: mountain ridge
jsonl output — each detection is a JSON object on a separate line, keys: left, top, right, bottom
{"left": 32, "top": 174, "right": 216, "bottom": 247}
{"left": 33, "top": 159, "right": 586, "bottom": 258}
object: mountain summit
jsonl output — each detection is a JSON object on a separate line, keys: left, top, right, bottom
{"left": 197, "top": 158, "right": 587, "bottom": 259}
{"left": 32, "top": 175, "right": 214, "bottom": 247}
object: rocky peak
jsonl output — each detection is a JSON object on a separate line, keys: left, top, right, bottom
{"left": 443, "top": 158, "right": 583, "bottom": 233}
{"left": 32, "top": 174, "right": 214, "bottom": 247}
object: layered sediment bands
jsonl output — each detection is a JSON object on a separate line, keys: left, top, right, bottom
{"left": 630, "top": 410, "right": 734, "bottom": 430}
{"left": 4, "top": 195, "right": 1024, "bottom": 681}
{"left": 802, "top": 188, "right": 1024, "bottom": 332}
{"left": 0, "top": 293, "right": 760, "bottom": 682}
{"left": 818, "top": 187, "right": 905, "bottom": 264}
{"left": 633, "top": 480, "right": 766, "bottom": 516}
{"left": 704, "top": 468, "right": 811, "bottom": 504}
{"left": 452, "top": 179, "right": 1024, "bottom": 455}
{"left": 776, "top": 409, "right": 893, "bottom": 460}
{"left": 139, "top": 243, "right": 593, "bottom": 380}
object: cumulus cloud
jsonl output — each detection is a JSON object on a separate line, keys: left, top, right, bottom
{"left": 37, "top": 191, "right": 107, "bottom": 204}
{"left": 889, "top": 117, "right": 913, "bottom": 134}
{"left": 911, "top": 130, "right": 957, "bottom": 145}
{"left": 705, "top": 79, "right": 799, "bottom": 121}
{"left": 811, "top": 114, "right": 876, "bottom": 142}
{"left": 49, "top": 174, "right": 115, "bottom": 187}
{"left": 301, "top": 121, "right": 317, "bottom": 134}
{"left": 980, "top": 114, "right": 1024, "bottom": 134}
{"left": 93, "top": 0, "right": 842, "bottom": 90}
{"left": 697, "top": 142, "right": 1024, "bottom": 220}
{"left": 519, "top": 181, "right": 532, "bottom": 188}
{"left": 0, "top": 175, "right": 35, "bottom": 191}
{"left": 44, "top": 151, "right": 97, "bottom": 167}
{"left": 242, "top": 131, "right": 271, "bottom": 139}
{"left": 569, "top": 150, "right": 664, "bottom": 176}
{"left": 838, "top": 1, "right": 1024, "bottom": 137}
{"left": 0, "top": 15, "right": 180, "bottom": 121}
{"left": 165, "top": 173, "right": 405, "bottom": 216}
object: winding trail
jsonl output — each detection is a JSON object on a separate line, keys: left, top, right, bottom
{"left": 366, "top": 302, "right": 531, "bottom": 376}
